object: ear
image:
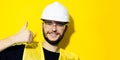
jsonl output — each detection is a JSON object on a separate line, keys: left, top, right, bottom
{"left": 64, "top": 25, "right": 68, "bottom": 32}
{"left": 42, "top": 23, "right": 44, "bottom": 29}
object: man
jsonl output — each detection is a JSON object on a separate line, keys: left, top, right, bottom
{"left": 0, "top": 2, "right": 79, "bottom": 60}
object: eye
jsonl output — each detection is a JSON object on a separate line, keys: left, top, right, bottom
{"left": 45, "top": 21, "right": 53, "bottom": 25}
{"left": 56, "top": 22, "right": 66, "bottom": 26}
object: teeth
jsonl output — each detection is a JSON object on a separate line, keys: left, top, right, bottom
{"left": 50, "top": 33, "right": 57, "bottom": 37}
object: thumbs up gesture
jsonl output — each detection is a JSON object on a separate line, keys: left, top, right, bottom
{"left": 11, "top": 22, "right": 33, "bottom": 44}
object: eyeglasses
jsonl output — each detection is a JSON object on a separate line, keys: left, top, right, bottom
{"left": 43, "top": 20, "right": 68, "bottom": 27}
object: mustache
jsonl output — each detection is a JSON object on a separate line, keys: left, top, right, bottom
{"left": 47, "top": 32, "right": 60, "bottom": 35}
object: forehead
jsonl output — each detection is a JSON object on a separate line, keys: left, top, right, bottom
{"left": 42, "top": 19, "right": 68, "bottom": 24}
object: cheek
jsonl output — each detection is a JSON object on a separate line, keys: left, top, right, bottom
{"left": 57, "top": 28, "right": 65, "bottom": 35}
{"left": 43, "top": 25, "right": 50, "bottom": 32}
{"left": 44, "top": 28, "right": 49, "bottom": 34}
{"left": 43, "top": 26, "right": 48, "bottom": 34}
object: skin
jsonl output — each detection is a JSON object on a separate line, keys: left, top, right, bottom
{"left": 42, "top": 20, "right": 67, "bottom": 53}
{"left": 0, "top": 22, "right": 33, "bottom": 52}
{"left": 0, "top": 20, "right": 67, "bottom": 53}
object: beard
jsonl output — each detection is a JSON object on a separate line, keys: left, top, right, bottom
{"left": 42, "top": 28, "right": 66, "bottom": 46}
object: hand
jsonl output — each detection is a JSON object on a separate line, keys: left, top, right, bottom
{"left": 11, "top": 22, "right": 33, "bottom": 44}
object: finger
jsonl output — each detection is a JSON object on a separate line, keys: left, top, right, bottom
{"left": 21, "top": 21, "right": 28, "bottom": 31}
{"left": 28, "top": 32, "right": 37, "bottom": 44}
{"left": 28, "top": 31, "right": 33, "bottom": 44}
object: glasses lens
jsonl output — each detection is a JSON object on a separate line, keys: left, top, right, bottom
{"left": 44, "top": 20, "right": 67, "bottom": 27}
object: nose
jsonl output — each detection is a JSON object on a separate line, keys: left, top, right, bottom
{"left": 52, "top": 23, "right": 57, "bottom": 32}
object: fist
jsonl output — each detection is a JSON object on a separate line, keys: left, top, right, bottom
{"left": 11, "top": 22, "right": 33, "bottom": 44}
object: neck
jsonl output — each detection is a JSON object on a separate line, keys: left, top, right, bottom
{"left": 42, "top": 40, "right": 60, "bottom": 53}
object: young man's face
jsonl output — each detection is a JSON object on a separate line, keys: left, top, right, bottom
{"left": 42, "top": 20, "right": 67, "bottom": 45}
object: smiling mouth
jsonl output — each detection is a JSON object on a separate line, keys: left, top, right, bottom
{"left": 49, "top": 32, "right": 59, "bottom": 38}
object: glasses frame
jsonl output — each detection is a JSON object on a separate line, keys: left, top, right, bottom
{"left": 42, "top": 19, "right": 68, "bottom": 28}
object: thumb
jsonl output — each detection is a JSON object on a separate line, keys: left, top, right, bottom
{"left": 21, "top": 21, "right": 28, "bottom": 31}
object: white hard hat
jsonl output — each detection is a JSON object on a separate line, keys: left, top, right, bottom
{"left": 41, "top": 2, "right": 69, "bottom": 22}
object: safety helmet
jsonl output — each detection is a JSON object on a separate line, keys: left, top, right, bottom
{"left": 41, "top": 2, "right": 69, "bottom": 22}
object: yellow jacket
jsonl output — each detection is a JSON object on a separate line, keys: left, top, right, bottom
{"left": 23, "top": 42, "right": 79, "bottom": 60}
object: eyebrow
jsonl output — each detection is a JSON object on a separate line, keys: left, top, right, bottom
{"left": 42, "top": 19, "right": 68, "bottom": 24}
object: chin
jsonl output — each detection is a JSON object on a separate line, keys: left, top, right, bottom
{"left": 47, "top": 37, "right": 59, "bottom": 41}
